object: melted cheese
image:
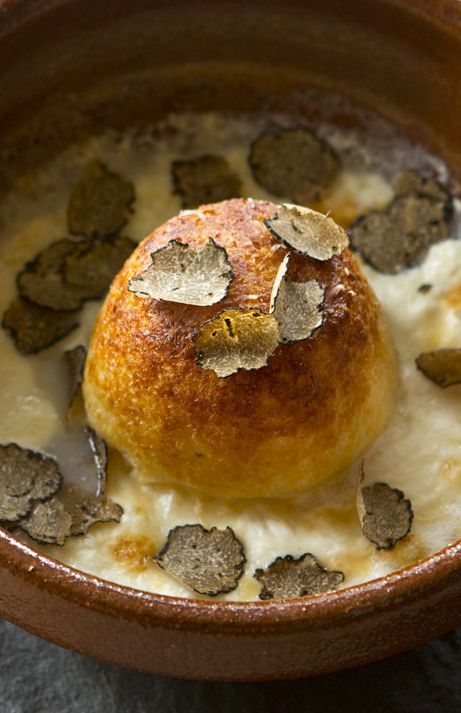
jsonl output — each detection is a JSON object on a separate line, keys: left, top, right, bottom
{"left": 0, "top": 113, "right": 460, "bottom": 600}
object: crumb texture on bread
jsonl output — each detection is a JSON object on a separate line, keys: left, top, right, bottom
{"left": 84, "top": 198, "right": 397, "bottom": 498}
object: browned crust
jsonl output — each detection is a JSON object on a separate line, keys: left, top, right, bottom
{"left": 84, "top": 198, "right": 396, "bottom": 497}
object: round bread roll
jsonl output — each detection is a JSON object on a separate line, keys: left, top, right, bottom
{"left": 84, "top": 198, "right": 397, "bottom": 499}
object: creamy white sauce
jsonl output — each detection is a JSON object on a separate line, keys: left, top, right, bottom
{"left": 0, "top": 113, "right": 460, "bottom": 601}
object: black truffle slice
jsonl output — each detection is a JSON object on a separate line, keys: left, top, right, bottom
{"left": 67, "top": 160, "right": 135, "bottom": 238}
{"left": 415, "top": 348, "right": 461, "bottom": 388}
{"left": 0, "top": 443, "right": 62, "bottom": 523}
{"left": 128, "top": 238, "right": 233, "bottom": 306}
{"left": 17, "top": 239, "right": 89, "bottom": 311}
{"left": 349, "top": 192, "right": 452, "bottom": 274}
{"left": 393, "top": 170, "right": 452, "bottom": 203}
{"left": 254, "top": 553, "right": 344, "bottom": 601}
{"left": 64, "top": 345, "right": 87, "bottom": 412}
{"left": 85, "top": 427, "right": 108, "bottom": 497}
{"left": 172, "top": 155, "right": 241, "bottom": 209}
{"left": 264, "top": 204, "right": 349, "bottom": 260}
{"left": 20, "top": 492, "right": 122, "bottom": 544}
{"left": 270, "top": 254, "right": 325, "bottom": 343}
{"left": 18, "top": 236, "right": 134, "bottom": 311}
{"left": 156, "top": 524, "right": 246, "bottom": 596}
{"left": 18, "top": 497, "right": 72, "bottom": 546}
{"left": 249, "top": 128, "right": 340, "bottom": 204}
{"left": 357, "top": 481, "right": 413, "bottom": 550}
{"left": 2, "top": 299, "right": 79, "bottom": 355}
{"left": 193, "top": 309, "right": 280, "bottom": 378}
{"left": 69, "top": 494, "right": 123, "bottom": 536}
{"left": 63, "top": 236, "right": 136, "bottom": 299}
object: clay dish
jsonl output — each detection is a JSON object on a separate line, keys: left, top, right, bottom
{"left": 1, "top": 0, "right": 461, "bottom": 679}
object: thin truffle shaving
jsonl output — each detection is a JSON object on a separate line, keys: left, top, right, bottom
{"left": 193, "top": 308, "right": 279, "bottom": 377}
{"left": 64, "top": 345, "right": 87, "bottom": 413}
{"left": 128, "top": 238, "right": 233, "bottom": 306}
{"left": 416, "top": 348, "right": 461, "bottom": 388}
{"left": 2, "top": 298, "right": 79, "bottom": 355}
{"left": 357, "top": 480, "right": 413, "bottom": 549}
{"left": 17, "top": 239, "right": 89, "bottom": 311}
{"left": 0, "top": 444, "right": 62, "bottom": 523}
{"left": 264, "top": 204, "right": 349, "bottom": 260}
{"left": 249, "top": 128, "right": 340, "bottom": 203}
{"left": 254, "top": 553, "right": 344, "bottom": 600}
{"left": 172, "top": 155, "right": 241, "bottom": 208}
{"left": 18, "top": 497, "right": 72, "bottom": 546}
{"left": 85, "top": 427, "right": 108, "bottom": 497}
{"left": 19, "top": 490, "right": 122, "bottom": 545}
{"left": 63, "top": 236, "right": 136, "bottom": 299}
{"left": 393, "top": 170, "right": 452, "bottom": 203}
{"left": 69, "top": 494, "right": 123, "bottom": 536}
{"left": 67, "top": 160, "right": 135, "bottom": 238}
{"left": 270, "top": 255, "right": 324, "bottom": 343}
{"left": 349, "top": 190, "right": 452, "bottom": 274}
{"left": 156, "top": 524, "right": 246, "bottom": 596}
{"left": 0, "top": 435, "right": 122, "bottom": 544}
{"left": 17, "top": 236, "right": 134, "bottom": 312}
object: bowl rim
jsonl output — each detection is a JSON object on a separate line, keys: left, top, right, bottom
{"left": 2, "top": 0, "right": 461, "bottom": 640}
{"left": 2, "top": 525, "right": 461, "bottom": 633}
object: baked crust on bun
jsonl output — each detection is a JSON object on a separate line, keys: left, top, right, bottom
{"left": 84, "top": 199, "right": 397, "bottom": 498}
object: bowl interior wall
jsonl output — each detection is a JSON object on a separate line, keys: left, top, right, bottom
{"left": 2, "top": 0, "right": 461, "bottom": 680}
{"left": 1, "top": 0, "right": 460, "bottom": 193}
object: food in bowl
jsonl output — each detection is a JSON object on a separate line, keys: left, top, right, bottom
{"left": 85, "top": 197, "right": 396, "bottom": 499}
{"left": 0, "top": 110, "right": 460, "bottom": 601}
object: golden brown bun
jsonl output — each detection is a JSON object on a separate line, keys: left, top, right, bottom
{"left": 84, "top": 199, "right": 397, "bottom": 498}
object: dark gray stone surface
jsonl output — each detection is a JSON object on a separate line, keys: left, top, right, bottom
{"left": 1, "top": 620, "right": 461, "bottom": 712}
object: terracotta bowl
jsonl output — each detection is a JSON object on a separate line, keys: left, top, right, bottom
{"left": 2, "top": 0, "right": 461, "bottom": 680}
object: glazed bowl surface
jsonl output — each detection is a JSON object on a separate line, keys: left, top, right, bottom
{"left": 1, "top": 0, "right": 461, "bottom": 680}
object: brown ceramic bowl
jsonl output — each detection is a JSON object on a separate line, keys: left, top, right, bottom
{"left": 2, "top": 0, "right": 461, "bottom": 680}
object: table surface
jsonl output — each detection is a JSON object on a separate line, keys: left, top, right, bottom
{"left": 1, "top": 620, "right": 461, "bottom": 713}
